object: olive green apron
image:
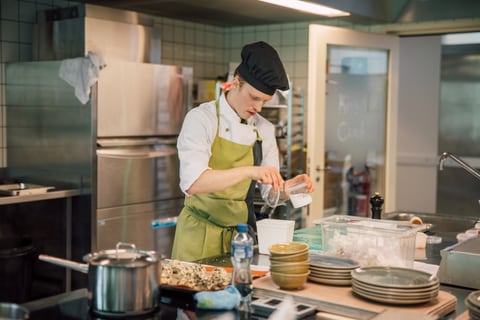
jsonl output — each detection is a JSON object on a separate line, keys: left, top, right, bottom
{"left": 172, "top": 101, "right": 262, "bottom": 262}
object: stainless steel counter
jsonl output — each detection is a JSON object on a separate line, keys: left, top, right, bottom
{"left": 198, "top": 222, "right": 477, "bottom": 319}
{"left": 0, "top": 189, "right": 83, "bottom": 205}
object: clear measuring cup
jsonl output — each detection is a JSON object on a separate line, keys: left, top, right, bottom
{"left": 262, "top": 181, "right": 311, "bottom": 208}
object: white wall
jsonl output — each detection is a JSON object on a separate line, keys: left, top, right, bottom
{"left": 395, "top": 36, "right": 442, "bottom": 213}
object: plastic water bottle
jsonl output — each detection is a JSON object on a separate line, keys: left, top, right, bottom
{"left": 231, "top": 224, "right": 254, "bottom": 313}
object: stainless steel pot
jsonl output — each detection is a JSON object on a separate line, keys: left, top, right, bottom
{"left": 0, "top": 303, "right": 29, "bottom": 319}
{"left": 39, "top": 242, "right": 161, "bottom": 316}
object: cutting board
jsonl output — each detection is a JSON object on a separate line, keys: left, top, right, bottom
{"left": 455, "top": 310, "right": 469, "bottom": 320}
{"left": 253, "top": 276, "right": 457, "bottom": 318}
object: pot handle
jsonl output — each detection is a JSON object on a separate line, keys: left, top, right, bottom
{"left": 116, "top": 242, "right": 136, "bottom": 251}
{"left": 115, "top": 242, "right": 137, "bottom": 260}
{"left": 39, "top": 254, "right": 89, "bottom": 273}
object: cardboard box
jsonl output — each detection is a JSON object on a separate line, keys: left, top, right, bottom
{"left": 197, "top": 80, "right": 218, "bottom": 102}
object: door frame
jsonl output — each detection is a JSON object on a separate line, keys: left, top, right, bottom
{"left": 306, "top": 24, "right": 400, "bottom": 226}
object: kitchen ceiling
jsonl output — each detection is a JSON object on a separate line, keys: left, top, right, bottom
{"left": 73, "top": 0, "right": 480, "bottom": 27}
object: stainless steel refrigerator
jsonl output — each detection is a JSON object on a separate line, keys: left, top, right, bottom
{"left": 93, "top": 61, "right": 192, "bottom": 256}
{"left": 7, "top": 4, "right": 193, "bottom": 258}
{"left": 5, "top": 60, "right": 192, "bottom": 258}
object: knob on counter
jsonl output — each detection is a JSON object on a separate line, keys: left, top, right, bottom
{"left": 370, "top": 192, "right": 384, "bottom": 219}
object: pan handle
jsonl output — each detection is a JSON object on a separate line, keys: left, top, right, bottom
{"left": 39, "top": 254, "right": 89, "bottom": 273}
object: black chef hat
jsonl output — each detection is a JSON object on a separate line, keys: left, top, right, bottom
{"left": 237, "top": 41, "right": 289, "bottom": 96}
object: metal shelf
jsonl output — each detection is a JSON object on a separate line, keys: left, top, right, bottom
{"left": 259, "top": 85, "right": 306, "bottom": 226}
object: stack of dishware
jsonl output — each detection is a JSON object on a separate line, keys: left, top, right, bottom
{"left": 308, "top": 253, "right": 359, "bottom": 286}
{"left": 268, "top": 242, "right": 310, "bottom": 290}
{"left": 465, "top": 290, "right": 480, "bottom": 320}
{"left": 351, "top": 266, "right": 440, "bottom": 305}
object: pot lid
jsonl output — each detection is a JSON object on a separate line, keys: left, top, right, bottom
{"left": 87, "top": 250, "right": 157, "bottom": 267}
{"left": 85, "top": 242, "right": 159, "bottom": 268}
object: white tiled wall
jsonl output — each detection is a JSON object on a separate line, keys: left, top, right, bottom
{"left": 1, "top": 0, "right": 70, "bottom": 168}
{"left": 158, "top": 17, "right": 227, "bottom": 81}
{"left": 224, "top": 22, "right": 310, "bottom": 91}
{"left": 0, "top": 0, "right": 314, "bottom": 169}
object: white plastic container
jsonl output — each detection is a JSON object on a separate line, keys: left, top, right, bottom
{"left": 256, "top": 219, "right": 295, "bottom": 254}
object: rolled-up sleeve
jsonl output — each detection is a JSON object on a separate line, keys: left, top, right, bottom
{"left": 256, "top": 116, "right": 280, "bottom": 198}
{"left": 259, "top": 122, "right": 280, "bottom": 168}
{"left": 177, "top": 105, "right": 216, "bottom": 194}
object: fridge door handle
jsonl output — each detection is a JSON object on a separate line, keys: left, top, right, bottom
{"left": 97, "top": 137, "right": 178, "bottom": 147}
{"left": 151, "top": 217, "right": 178, "bottom": 229}
{"left": 97, "top": 148, "right": 178, "bottom": 159}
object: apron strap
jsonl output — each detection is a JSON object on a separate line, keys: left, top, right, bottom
{"left": 245, "top": 134, "right": 262, "bottom": 241}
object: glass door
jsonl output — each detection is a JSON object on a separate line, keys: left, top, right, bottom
{"left": 437, "top": 33, "right": 480, "bottom": 216}
{"left": 306, "top": 25, "right": 399, "bottom": 225}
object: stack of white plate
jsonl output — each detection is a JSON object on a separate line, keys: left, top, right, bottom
{"left": 465, "top": 290, "right": 480, "bottom": 320}
{"left": 351, "top": 266, "right": 440, "bottom": 305}
{"left": 308, "top": 254, "right": 360, "bottom": 286}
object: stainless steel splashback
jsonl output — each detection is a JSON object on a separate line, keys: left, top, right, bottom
{"left": 32, "top": 4, "right": 161, "bottom": 63}
{"left": 5, "top": 61, "right": 92, "bottom": 189}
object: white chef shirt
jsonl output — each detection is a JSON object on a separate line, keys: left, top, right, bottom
{"left": 177, "top": 93, "right": 280, "bottom": 195}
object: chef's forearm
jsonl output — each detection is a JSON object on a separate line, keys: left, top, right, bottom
{"left": 186, "top": 165, "right": 283, "bottom": 195}
{"left": 186, "top": 167, "right": 255, "bottom": 195}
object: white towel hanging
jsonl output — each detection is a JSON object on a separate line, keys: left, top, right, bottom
{"left": 58, "top": 51, "right": 106, "bottom": 104}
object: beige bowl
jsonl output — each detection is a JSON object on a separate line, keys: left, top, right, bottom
{"left": 269, "top": 242, "right": 309, "bottom": 256}
{"left": 269, "top": 250, "right": 309, "bottom": 263}
{"left": 270, "top": 261, "right": 310, "bottom": 274}
{"left": 270, "top": 271, "right": 310, "bottom": 290}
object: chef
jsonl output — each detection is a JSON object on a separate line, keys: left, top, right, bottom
{"left": 172, "top": 41, "right": 313, "bottom": 262}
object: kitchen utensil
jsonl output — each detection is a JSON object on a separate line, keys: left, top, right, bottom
{"left": 263, "top": 181, "right": 312, "bottom": 209}
{"left": 39, "top": 242, "right": 162, "bottom": 316}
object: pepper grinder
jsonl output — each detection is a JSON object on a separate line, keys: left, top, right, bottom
{"left": 370, "top": 192, "right": 384, "bottom": 219}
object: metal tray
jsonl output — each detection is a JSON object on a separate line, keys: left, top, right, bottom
{"left": 0, "top": 183, "right": 55, "bottom": 196}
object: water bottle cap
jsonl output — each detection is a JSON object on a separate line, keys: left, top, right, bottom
{"left": 237, "top": 224, "right": 248, "bottom": 232}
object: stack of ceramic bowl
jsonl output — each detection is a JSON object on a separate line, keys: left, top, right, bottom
{"left": 268, "top": 242, "right": 310, "bottom": 290}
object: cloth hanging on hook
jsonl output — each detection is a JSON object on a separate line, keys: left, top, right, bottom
{"left": 58, "top": 51, "right": 107, "bottom": 104}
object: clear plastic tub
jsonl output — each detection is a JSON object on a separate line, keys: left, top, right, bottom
{"left": 314, "top": 215, "right": 425, "bottom": 267}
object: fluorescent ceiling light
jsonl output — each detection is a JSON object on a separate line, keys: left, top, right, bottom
{"left": 442, "top": 32, "right": 480, "bottom": 45}
{"left": 259, "top": 0, "right": 350, "bottom": 17}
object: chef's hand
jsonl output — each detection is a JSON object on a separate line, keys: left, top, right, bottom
{"left": 284, "top": 173, "right": 314, "bottom": 193}
{"left": 253, "top": 166, "right": 284, "bottom": 192}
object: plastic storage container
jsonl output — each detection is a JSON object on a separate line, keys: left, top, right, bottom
{"left": 256, "top": 219, "right": 295, "bottom": 254}
{"left": 314, "top": 215, "right": 425, "bottom": 267}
